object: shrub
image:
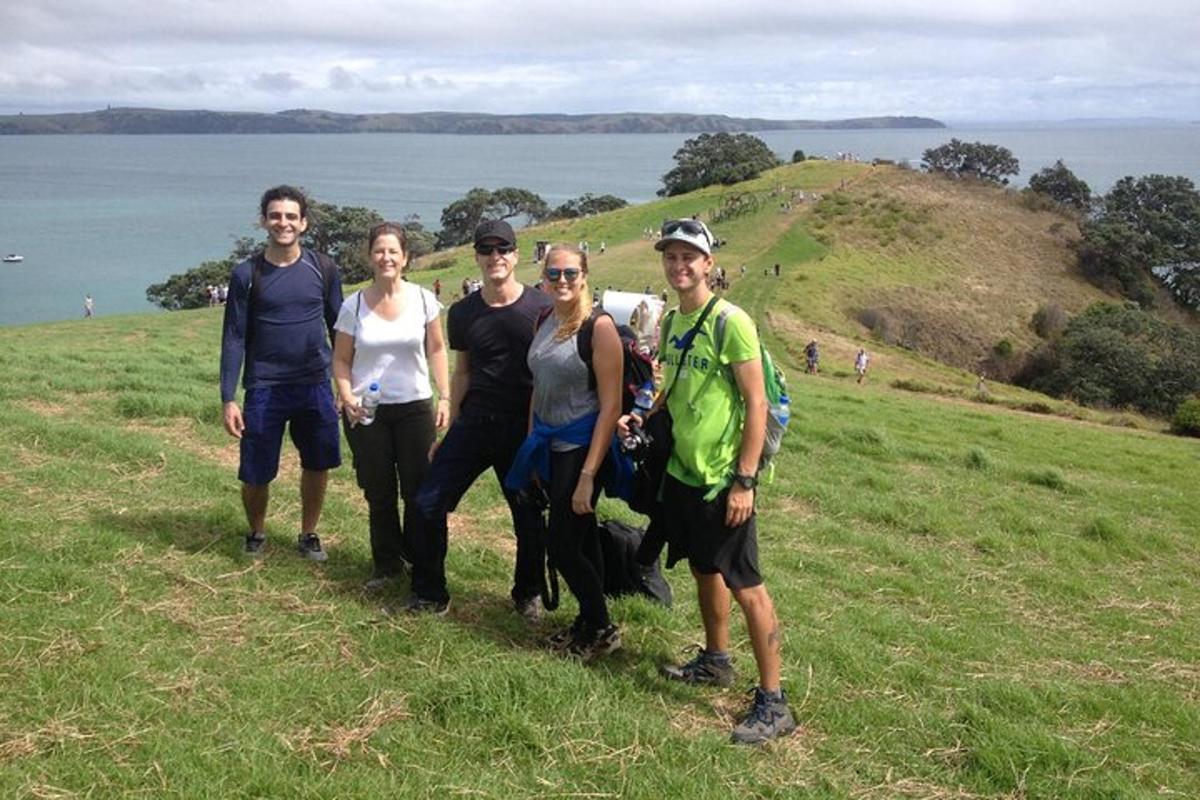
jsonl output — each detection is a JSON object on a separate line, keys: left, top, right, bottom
{"left": 993, "top": 339, "right": 1014, "bottom": 359}
{"left": 1031, "top": 303, "right": 1068, "bottom": 339}
{"left": 792, "top": 149, "right": 806, "bottom": 163}
{"left": 1171, "top": 397, "right": 1200, "bottom": 437}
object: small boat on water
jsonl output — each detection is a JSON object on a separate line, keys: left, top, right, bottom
{"left": 3, "top": 254, "right": 24, "bottom": 263}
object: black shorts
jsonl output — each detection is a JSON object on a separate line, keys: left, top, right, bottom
{"left": 661, "top": 474, "right": 762, "bottom": 590}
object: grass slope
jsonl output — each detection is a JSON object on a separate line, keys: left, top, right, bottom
{"left": 2, "top": 164, "right": 1198, "bottom": 799}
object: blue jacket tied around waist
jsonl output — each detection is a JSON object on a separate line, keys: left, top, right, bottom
{"left": 504, "top": 412, "right": 634, "bottom": 501}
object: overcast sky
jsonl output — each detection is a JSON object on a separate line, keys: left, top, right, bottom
{"left": 2, "top": 1, "right": 1197, "bottom": 122}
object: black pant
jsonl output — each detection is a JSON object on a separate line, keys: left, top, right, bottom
{"left": 344, "top": 400, "right": 434, "bottom": 576}
{"left": 547, "top": 448, "right": 609, "bottom": 630}
{"left": 409, "top": 412, "right": 546, "bottom": 604}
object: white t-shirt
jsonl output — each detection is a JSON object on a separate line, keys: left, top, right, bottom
{"left": 334, "top": 284, "right": 441, "bottom": 404}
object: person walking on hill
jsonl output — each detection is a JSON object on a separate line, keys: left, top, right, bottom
{"left": 404, "top": 220, "right": 553, "bottom": 617}
{"left": 220, "top": 185, "right": 344, "bottom": 561}
{"left": 805, "top": 340, "right": 819, "bottom": 374}
{"left": 618, "top": 218, "right": 795, "bottom": 745}
{"left": 333, "top": 222, "right": 451, "bottom": 590}
{"left": 506, "top": 244, "right": 624, "bottom": 660}
{"left": 854, "top": 348, "right": 870, "bottom": 384}
{"left": 83, "top": 294, "right": 95, "bottom": 318}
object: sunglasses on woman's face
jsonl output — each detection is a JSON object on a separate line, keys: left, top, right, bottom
{"left": 544, "top": 267, "right": 582, "bottom": 283}
{"left": 475, "top": 243, "right": 516, "bottom": 256}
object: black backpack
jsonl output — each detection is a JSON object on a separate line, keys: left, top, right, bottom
{"left": 538, "top": 307, "right": 656, "bottom": 415}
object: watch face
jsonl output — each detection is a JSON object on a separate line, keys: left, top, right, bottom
{"left": 735, "top": 474, "right": 756, "bottom": 489}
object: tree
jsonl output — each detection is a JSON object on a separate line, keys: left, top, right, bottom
{"left": 436, "top": 186, "right": 549, "bottom": 249}
{"left": 1016, "top": 302, "right": 1200, "bottom": 416}
{"left": 1027, "top": 160, "right": 1092, "bottom": 212}
{"left": 1103, "top": 175, "right": 1200, "bottom": 262}
{"left": 400, "top": 215, "right": 437, "bottom": 261}
{"left": 658, "top": 132, "right": 781, "bottom": 197}
{"left": 791, "top": 149, "right": 806, "bottom": 163}
{"left": 921, "top": 139, "right": 1019, "bottom": 185}
{"left": 547, "top": 193, "right": 628, "bottom": 220}
{"left": 305, "top": 202, "right": 384, "bottom": 283}
{"left": 145, "top": 236, "right": 258, "bottom": 310}
{"left": 1075, "top": 219, "right": 1157, "bottom": 305}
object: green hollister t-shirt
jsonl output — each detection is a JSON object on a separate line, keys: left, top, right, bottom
{"left": 660, "top": 298, "right": 760, "bottom": 488}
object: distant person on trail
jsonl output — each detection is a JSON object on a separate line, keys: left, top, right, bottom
{"left": 805, "top": 340, "right": 819, "bottom": 374}
{"left": 332, "top": 222, "right": 451, "bottom": 591}
{"left": 220, "top": 185, "right": 344, "bottom": 562}
{"left": 854, "top": 348, "right": 870, "bottom": 383}
{"left": 433, "top": 278, "right": 442, "bottom": 300}
{"left": 618, "top": 218, "right": 795, "bottom": 745}
{"left": 773, "top": 263, "right": 781, "bottom": 278}
{"left": 83, "top": 294, "right": 95, "bottom": 318}
{"left": 404, "top": 220, "right": 552, "bottom": 617}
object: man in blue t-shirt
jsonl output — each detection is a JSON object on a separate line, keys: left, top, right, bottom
{"left": 219, "top": 185, "right": 344, "bottom": 561}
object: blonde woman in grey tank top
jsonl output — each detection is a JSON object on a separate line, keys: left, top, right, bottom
{"left": 525, "top": 244, "right": 624, "bottom": 660}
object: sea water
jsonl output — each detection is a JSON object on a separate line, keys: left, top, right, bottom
{"left": 1, "top": 126, "right": 1197, "bottom": 326}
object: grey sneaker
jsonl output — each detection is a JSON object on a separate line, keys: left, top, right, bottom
{"left": 566, "top": 624, "right": 622, "bottom": 662}
{"left": 363, "top": 572, "right": 399, "bottom": 592}
{"left": 730, "top": 688, "right": 797, "bottom": 745}
{"left": 515, "top": 595, "right": 543, "bottom": 624}
{"left": 297, "top": 532, "right": 328, "bottom": 562}
{"left": 243, "top": 532, "right": 266, "bottom": 558}
{"left": 404, "top": 594, "right": 450, "bottom": 616}
{"left": 659, "top": 647, "right": 735, "bottom": 687}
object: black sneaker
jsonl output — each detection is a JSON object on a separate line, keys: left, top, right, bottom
{"left": 243, "top": 532, "right": 266, "bottom": 558}
{"left": 363, "top": 572, "right": 399, "bottom": 592}
{"left": 404, "top": 594, "right": 450, "bottom": 616}
{"left": 514, "top": 595, "right": 543, "bottom": 624}
{"left": 566, "top": 624, "right": 622, "bottom": 662}
{"left": 297, "top": 532, "right": 328, "bottom": 562}
{"left": 730, "top": 688, "right": 797, "bottom": 745}
{"left": 546, "top": 616, "right": 586, "bottom": 651}
{"left": 659, "top": 647, "right": 735, "bottom": 687}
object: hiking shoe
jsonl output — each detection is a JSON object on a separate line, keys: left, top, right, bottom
{"left": 363, "top": 570, "right": 402, "bottom": 592}
{"left": 659, "top": 647, "right": 735, "bottom": 687}
{"left": 546, "top": 616, "right": 586, "bottom": 651}
{"left": 730, "top": 688, "right": 797, "bottom": 745}
{"left": 243, "top": 532, "right": 266, "bottom": 558}
{"left": 566, "top": 624, "right": 622, "bottom": 662}
{"left": 515, "top": 595, "right": 543, "bottom": 624}
{"left": 297, "top": 532, "right": 328, "bottom": 562}
{"left": 404, "top": 594, "right": 450, "bottom": 616}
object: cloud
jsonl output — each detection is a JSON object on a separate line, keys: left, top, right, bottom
{"left": 0, "top": 1, "right": 1197, "bottom": 119}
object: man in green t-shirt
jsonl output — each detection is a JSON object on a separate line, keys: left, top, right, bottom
{"left": 619, "top": 219, "right": 795, "bottom": 745}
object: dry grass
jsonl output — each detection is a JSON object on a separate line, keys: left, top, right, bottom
{"left": 279, "top": 691, "right": 410, "bottom": 768}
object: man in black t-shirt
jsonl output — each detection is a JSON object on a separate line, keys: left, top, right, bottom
{"left": 405, "top": 220, "right": 553, "bottom": 617}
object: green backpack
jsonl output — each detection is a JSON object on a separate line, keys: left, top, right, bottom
{"left": 662, "top": 301, "right": 791, "bottom": 477}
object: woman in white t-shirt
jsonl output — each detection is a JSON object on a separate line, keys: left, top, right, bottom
{"left": 332, "top": 222, "right": 451, "bottom": 589}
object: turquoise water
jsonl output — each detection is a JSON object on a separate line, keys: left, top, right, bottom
{"left": 1, "top": 126, "right": 1197, "bottom": 326}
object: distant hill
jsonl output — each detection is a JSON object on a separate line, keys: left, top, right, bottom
{"left": 0, "top": 107, "right": 945, "bottom": 135}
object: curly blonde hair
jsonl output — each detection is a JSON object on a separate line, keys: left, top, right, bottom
{"left": 544, "top": 244, "right": 592, "bottom": 342}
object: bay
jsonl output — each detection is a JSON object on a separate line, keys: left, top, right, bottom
{"left": 1, "top": 125, "right": 1197, "bottom": 326}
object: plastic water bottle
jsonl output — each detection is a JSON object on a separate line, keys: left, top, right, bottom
{"left": 360, "top": 382, "right": 381, "bottom": 426}
{"left": 773, "top": 392, "right": 790, "bottom": 428}
{"left": 624, "top": 381, "right": 656, "bottom": 450}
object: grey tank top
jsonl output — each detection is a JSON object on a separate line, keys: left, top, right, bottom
{"left": 528, "top": 313, "right": 599, "bottom": 452}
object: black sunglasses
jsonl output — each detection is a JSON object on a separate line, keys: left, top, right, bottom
{"left": 475, "top": 243, "right": 516, "bottom": 256}
{"left": 544, "top": 267, "right": 582, "bottom": 283}
{"left": 661, "top": 219, "right": 711, "bottom": 243}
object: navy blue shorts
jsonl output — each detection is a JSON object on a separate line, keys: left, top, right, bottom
{"left": 238, "top": 383, "right": 341, "bottom": 485}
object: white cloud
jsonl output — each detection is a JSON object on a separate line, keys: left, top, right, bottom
{"left": 0, "top": 1, "right": 1197, "bottom": 119}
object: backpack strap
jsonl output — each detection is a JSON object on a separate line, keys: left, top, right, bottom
{"left": 577, "top": 308, "right": 608, "bottom": 391}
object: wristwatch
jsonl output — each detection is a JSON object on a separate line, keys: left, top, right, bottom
{"left": 733, "top": 472, "right": 758, "bottom": 490}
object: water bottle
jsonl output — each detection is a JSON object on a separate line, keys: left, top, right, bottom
{"left": 359, "top": 382, "right": 381, "bottom": 426}
{"left": 624, "top": 381, "right": 656, "bottom": 450}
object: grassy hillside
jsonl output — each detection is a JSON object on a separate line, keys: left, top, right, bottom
{"left": 2, "top": 163, "right": 1198, "bottom": 798}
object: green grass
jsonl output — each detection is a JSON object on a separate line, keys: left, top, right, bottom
{"left": 3, "top": 162, "right": 1199, "bottom": 797}
{"left": 2, "top": 307, "right": 1198, "bottom": 799}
